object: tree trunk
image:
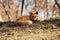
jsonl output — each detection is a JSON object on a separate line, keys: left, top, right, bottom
{"left": 16, "top": 0, "right": 20, "bottom": 18}
{"left": 21, "top": 0, "right": 24, "bottom": 16}
{"left": 55, "top": 0, "right": 60, "bottom": 16}
{"left": 2, "top": 0, "right": 11, "bottom": 22}
{"left": 45, "top": 0, "right": 48, "bottom": 19}
{"left": 34, "top": 0, "right": 36, "bottom": 12}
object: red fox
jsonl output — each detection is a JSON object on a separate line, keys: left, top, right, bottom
{"left": 16, "top": 12, "right": 39, "bottom": 25}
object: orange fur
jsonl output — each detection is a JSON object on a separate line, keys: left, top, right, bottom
{"left": 16, "top": 12, "right": 39, "bottom": 25}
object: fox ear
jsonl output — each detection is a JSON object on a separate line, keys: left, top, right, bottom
{"left": 29, "top": 12, "right": 32, "bottom": 15}
{"left": 36, "top": 12, "right": 38, "bottom": 14}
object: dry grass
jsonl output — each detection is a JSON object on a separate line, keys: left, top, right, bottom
{"left": 0, "top": 17, "right": 60, "bottom": 40}
{"left": 0, "top": 26, "right": 60, "bottom": 40}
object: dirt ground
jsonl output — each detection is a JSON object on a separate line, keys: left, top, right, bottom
{"left": 0, "top": 26, "right": 60, "bottom": 40}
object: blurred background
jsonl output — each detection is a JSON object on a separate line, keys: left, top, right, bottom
{"left": 0, "top": 0, "right": 60, "bottom": 22}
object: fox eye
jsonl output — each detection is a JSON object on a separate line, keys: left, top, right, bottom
{"left": 36, "top": 12, "right": 38, "bottom": 14}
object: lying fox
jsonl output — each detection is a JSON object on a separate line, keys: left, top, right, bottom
{"left": 16, "top": 12, "right": 39, "bottom": 25}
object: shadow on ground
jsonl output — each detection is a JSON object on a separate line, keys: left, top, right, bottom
{"left": 0, "top": 22, "right": 20, "bottom": 27}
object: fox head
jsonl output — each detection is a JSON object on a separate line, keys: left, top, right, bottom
{"left": 29, "top": 12, "right": 40, "bottom": 22}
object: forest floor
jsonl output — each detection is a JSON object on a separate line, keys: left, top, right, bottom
{"left": 0, "top": 17, "right": 60, "bottom": 40}
{"left": 0, "top": 26, "right": 60, "bottom": 40}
